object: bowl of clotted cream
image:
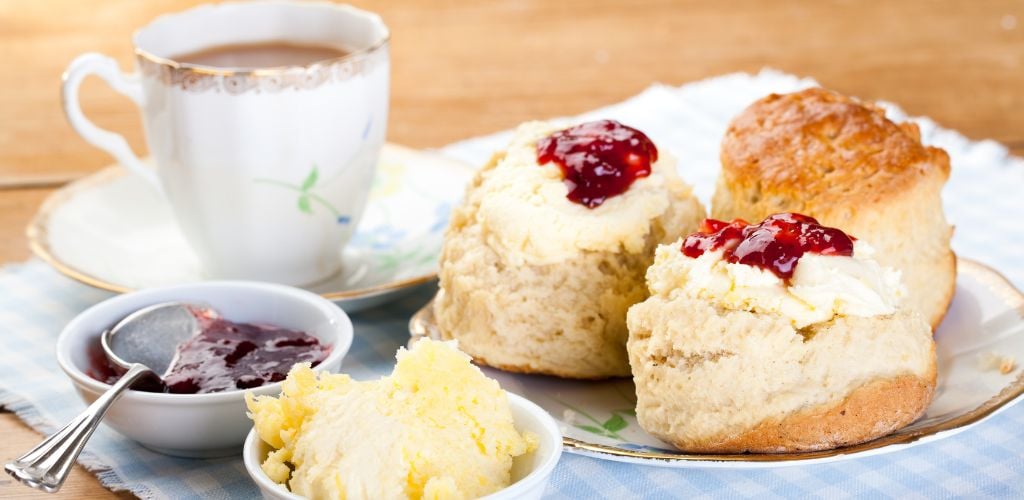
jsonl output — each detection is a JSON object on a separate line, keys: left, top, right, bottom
{"left": 242, "top": 339, "right": 563, "bottom": 500}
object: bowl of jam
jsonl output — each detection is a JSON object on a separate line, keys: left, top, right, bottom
{"left": 56, "top": 281, "right": 353, "bottom": 458}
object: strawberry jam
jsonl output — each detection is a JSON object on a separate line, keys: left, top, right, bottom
{"left": 681, "top": 213, "right": 855, "bottom": 280}
{"left": 161, "top": 317, "right": 328, "bottom": 393}
{"left": 536, "top": 120, "right": 658, "bottom": 208}
{"left": 89, "top": 315, "right": 329, "bottom": 394}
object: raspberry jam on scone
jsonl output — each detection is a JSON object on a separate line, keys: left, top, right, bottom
{"left": 536, "top": 119, "right": 658, "bottom": 208}
{"left": 682, "top": 213, "right": 855, "bottom": 280}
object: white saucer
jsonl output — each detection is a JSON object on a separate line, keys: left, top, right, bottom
{"left": 28, "top": 144, "right": 473, "bottom": 311}
{"left": 411, "top": 258, "right": 1024, "bottom": 468}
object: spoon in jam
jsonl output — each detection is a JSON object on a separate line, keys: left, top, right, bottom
{"left": 5, "top": 302, "right": 207, "bottom": 493}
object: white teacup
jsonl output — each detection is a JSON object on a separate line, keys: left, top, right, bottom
{"left": 61, "top": 1, "right": 390, "bottom": 286}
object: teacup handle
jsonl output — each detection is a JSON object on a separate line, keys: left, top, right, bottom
{"left": 62, "top": 53, "right": 160, "bottom": 189}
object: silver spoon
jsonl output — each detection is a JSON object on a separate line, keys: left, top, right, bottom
{"left": 5, "top": 302, "right": 211, "bottom": 493}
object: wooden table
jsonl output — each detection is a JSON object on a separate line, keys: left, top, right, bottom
{"left": 1, "top": 0, "right": 1022, "bottom": 497}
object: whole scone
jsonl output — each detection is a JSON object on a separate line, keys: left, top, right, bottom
{"left": 712, "top": 88, "right": 955, "bottom": 329}
{"left": 626, "top": 215, "right": 937, "bottom": 453}
{"left": 435, "top": 120, "right": 705, "bottom": 379}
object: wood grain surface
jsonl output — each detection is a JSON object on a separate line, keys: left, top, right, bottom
{"left": 1, "top": 0, "right": 1022, "bottom": 497}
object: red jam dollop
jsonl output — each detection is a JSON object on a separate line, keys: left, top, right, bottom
{"left": 536, "top": 119, "right": 658, "bottom": 208}
{"left": 681, "top": 213, "right": 855, "bottom": 280}
{"left": 89, "top": 315, "right": 329, "bottom": 394}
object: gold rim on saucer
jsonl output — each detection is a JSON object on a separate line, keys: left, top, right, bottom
{"left": 410, "top": 258, "right": 1024, "bottom": 464}
{"left": 26, "top": 155, "right": 438, "bottom": 302}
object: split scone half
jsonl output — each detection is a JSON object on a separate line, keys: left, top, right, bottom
{"left": 712, "top": 88, "right": 954, "bottom": 330}
{"left": 435, "top": 120, "right": 705, "bottom": 379}
{"left": 626, "top": 213, "right": 937, "bottom": 453}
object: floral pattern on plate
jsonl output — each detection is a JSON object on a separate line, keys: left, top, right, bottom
{"left": 29, "top": 144, "right": 474, "bottom": 311}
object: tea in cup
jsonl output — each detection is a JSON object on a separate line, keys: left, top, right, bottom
{"left": 62, "top": 1, "right": 390, "bottom": 285}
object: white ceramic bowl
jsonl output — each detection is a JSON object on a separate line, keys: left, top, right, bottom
{"left": 56, "top": 281, "right": 353, "bottom": 458}
{"left": 243, "top": 392, "right": 563, "bottom": 500}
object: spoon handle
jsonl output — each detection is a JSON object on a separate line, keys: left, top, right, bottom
{"left": 4, "top": 363, "right": 153, "bottom": 493}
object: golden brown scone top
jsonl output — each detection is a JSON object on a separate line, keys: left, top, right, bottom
{"left": 720, "top": 88, "right": 950, "bottom": 207}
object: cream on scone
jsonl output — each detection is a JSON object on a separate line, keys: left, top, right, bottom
{"left": 712, "top": 88, "right": 955, "bottom": 330}
{"left": 435, "top": 120, "right": 705, "bottom": 379}
{"left": 627, "top": 214, "right": 936, "bottom": 453}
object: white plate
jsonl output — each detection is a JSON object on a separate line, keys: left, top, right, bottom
{"left": 410, "top": 258, "right": 1024, "bottom": 468}
{"left": 28, "top": 144, "right": 473, "bottom": 311}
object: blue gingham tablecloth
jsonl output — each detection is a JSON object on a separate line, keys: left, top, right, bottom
{"left": 2, "top": 69, "right": 1024, "bottom": 498}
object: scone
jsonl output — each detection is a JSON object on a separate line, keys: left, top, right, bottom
{"left": 626, "top": 213, "right": 937, "bottom": 453}
{"left": 711, "top": 88, "right": 955, "bottom": 329}
{"left": 435, "top": 120, "right": 705, "bottom": 379}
